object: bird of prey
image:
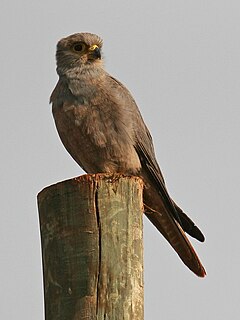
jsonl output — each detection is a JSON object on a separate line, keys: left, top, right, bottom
{"left": 50, "top": 32, "right": 206, "bottom": 277}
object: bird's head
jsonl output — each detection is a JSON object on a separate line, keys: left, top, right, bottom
{"left": 56, "top": 33, "right": 103, "bottom": 76}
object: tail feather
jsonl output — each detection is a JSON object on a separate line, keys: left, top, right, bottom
{"left": 145, "top": 207, "right": 206, "bottom": 277}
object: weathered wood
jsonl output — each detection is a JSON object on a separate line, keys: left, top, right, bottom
{"left": 37, "top": 174, "right": 144, "bottom": 320}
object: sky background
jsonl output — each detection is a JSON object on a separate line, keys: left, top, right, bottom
{"left": 1, "top": 0, "right": 240, "bottom": 319}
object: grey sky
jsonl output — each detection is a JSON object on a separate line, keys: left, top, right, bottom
{"left": 1, "top": 0, "right": 239, "bottom": 319}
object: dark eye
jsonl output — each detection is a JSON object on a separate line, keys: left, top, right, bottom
{"left": 73, "top": 42, "right": 86, "bottom": 52}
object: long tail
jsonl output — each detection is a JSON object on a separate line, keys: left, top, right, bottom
{"left": 144, "top": 206, "right": 206, "bottom": 277}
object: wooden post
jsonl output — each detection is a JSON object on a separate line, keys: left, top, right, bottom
{"left": 37, "top": 174, "right": 144, "bottom": 320}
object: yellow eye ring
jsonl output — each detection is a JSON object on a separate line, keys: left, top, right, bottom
{"left": 72, "top": 42, "right": 86, "bottom": 53}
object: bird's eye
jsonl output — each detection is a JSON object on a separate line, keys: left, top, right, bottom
{"left": 73, "top": 42, "right": 86, "bottom": 52}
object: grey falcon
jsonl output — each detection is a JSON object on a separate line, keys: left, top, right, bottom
{"left": 50, "top": 32, "right": 206, "bottom": 277}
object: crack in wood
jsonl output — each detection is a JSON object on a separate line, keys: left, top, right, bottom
{"left": 94, "top": 181, "right": 102, "bottom": 316}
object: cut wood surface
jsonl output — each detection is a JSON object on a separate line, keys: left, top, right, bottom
{"left": 37, "top": 174, "right": 144, "bottom": 320}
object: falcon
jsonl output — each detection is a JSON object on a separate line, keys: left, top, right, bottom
{"left": 50, "top": 33, "right": 206, "bottom": 277}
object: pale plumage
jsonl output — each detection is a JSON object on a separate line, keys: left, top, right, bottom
{"left": 51, "top": 33, "right": 206, "bottom": 277}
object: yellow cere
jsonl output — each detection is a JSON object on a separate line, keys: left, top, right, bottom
{"left": 89, "top": 44, "right": 99, "bottom": 51}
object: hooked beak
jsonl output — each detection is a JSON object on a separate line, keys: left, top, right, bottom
{"left": 88, "top": 44, "right": 101, "bottom": 60}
